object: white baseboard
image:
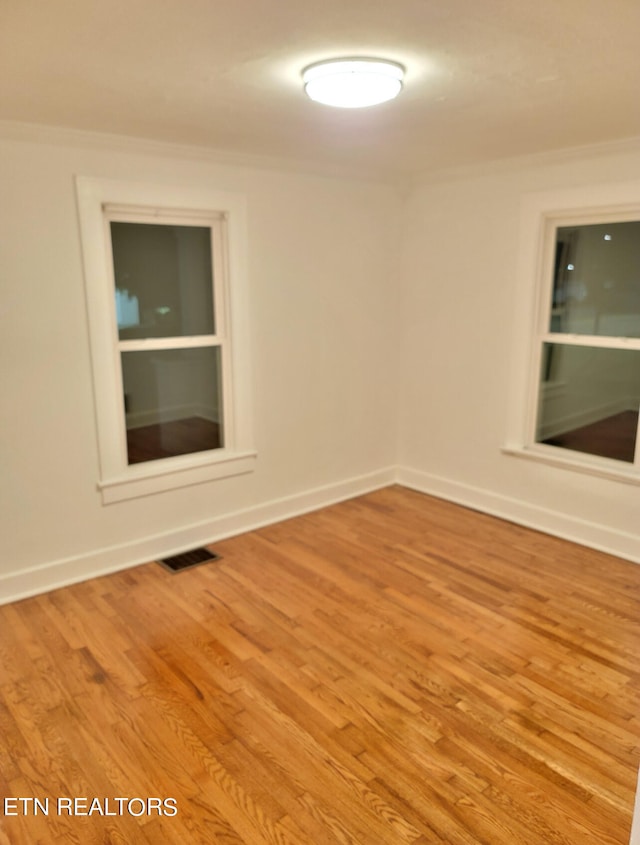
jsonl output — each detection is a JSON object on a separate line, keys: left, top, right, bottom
{"left": 396, "top": 466, "right": 640, "bottom": 566}
{"left": 0, "top": 467, "right": 396, "bottom": 606}
{"left": 3, "top": 462, "right": 638, "bottom": 607}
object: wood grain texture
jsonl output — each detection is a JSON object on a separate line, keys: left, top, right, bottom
{"left": 0, "top": 486, "right": 638, "bottom": 844}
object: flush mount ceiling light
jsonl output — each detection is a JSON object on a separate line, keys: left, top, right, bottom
{"left": 302, "top": 58, "right": 404, "bottom": 108}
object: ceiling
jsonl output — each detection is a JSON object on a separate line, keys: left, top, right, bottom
{"left": 2, "top": 0, "right": 639, "bottom": 180}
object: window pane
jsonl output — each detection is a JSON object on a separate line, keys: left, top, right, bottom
{"left": 551, "top": 221, "right": 640, "bottom": 337}
{"left": 537, "top": 343, "right": 640, "bottom": 463}
{"left": 122, "top": 347, "right": 224, "bottom": 464}
{"left": 111, "top": 222, "right": 215, "bottom": 339}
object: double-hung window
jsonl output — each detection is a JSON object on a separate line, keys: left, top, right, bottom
{"left": 77, "top": 178, "right": 255, "bottom": 503}
{"left": 535, "top": 218, "right": 640, "bottom": 467}
{"left": 506, "top": 183, "right": 640, "bottom": 483}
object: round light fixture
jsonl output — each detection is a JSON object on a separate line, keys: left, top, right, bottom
{"left": 302, "top": 58, "right": 404, "bottom": 108}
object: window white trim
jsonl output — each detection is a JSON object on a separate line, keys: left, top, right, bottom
{"left": 76, "top": 176, "right": 255, "bottom": 503}
{"left": 505, "top": 179, "right": 640, "bottom": 484}
{"left": 500, "top": 444, "right": 640, "bottom": 487}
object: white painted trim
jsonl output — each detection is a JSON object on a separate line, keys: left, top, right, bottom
{"left": 505, "top": 181, "right": 640, "bottom": 464}
{"left": 99, "top": 451, "right": 258, "bottom": 504}
{"left": 1, "top": 120, "right": 639, "bottom": 189}
{"left": 413, "top": 135, "right": 640, "bottom": 186}
{"left": 501, "top": 446, "right": 640, "bottom": 487}
{"left": 396, "top": 466, "right": 640, "bottom": 565}
{"left": 75, "top": 176, "right": 255, "bottom": 502}
{"left": 3, "top": 462, "right": 638, "bottom": 607}
{"left": 0, "top": 467, "right": 396, "bottom": 606}
{"left": 541, "top": 333, "right": 640, "bottom": 350}
{"left": 0, "top": 119, "right": 392, "bottom": 185}
{"left": 104, "top": 205, "right": 225, "bottom": 223}
{"left": 119, "top": 337, "right": 222, "bottom": 352}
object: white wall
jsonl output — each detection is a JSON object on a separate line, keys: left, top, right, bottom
{"left": 0, "top": 128, "right": 401, "bottom": 601}
{"left": 397, "top": 145, "right": 640, "bottom": 561}
{"left": 2, "top": 125, "right": 640, "bottom": 604}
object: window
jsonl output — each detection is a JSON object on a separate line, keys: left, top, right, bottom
{"left": 536, "top": 220, "right": 640, "bottom": 465}
{"left": 505, "top": 184, "right": 640, "bottom": 483}
{"left": 76, "top": 178, "right": 255, "bottom": 503}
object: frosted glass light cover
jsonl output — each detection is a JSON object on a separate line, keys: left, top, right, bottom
{"left": 303, "top": 59, "right": 404, "bottom": 108}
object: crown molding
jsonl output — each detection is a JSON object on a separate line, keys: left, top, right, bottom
{"left": 2, "top": 119, "right": 639, "bottom": 190}
{"left": 410, "top": 135, "right": 640, "bottom": 187}
{"left": 0, "top": 119, "right": 397, "bottom": 186}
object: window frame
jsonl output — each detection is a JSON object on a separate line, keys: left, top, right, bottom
{"left": 76, "top": 177, "right": 255, "bottom": 504}
{"left": 503, "top": 180, "right": 640, "bottom": 485}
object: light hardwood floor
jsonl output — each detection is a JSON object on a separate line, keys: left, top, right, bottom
{"left": 1, "top": 486, "right": 639, "bottom": 844}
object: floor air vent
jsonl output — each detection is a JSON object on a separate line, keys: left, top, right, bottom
{"left": 159, "top": 547, "right": 221, "bottom": 573}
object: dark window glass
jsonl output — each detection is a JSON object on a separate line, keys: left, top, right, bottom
{"left": 121, "top": 347, "right": 223, "bottom": 464}
{"left": 537, "top": 343, "right": 640, "bottom": 463}
{"left": 111, "top": 222, "right": 215, "bottom": 340}
{"left": 551, "top": 222, "right": 640, "bottom": 337}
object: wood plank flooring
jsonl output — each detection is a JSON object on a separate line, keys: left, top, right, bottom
{"left": 0, "top": 486, "right": 639, "bottom": 844}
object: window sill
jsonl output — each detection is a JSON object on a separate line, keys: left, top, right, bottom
{"left": 98, "top": 450, "right": 257, "bottom": 504}
{"left": 501, "top": 444, "right": 640, "bottom": 486}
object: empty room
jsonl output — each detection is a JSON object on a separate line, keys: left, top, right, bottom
{"left": 1, "top": 1, "right": 639, "bottom": 843}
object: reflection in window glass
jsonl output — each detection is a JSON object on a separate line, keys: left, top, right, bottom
{"left": 537, "top": 343, "right": 640, "bottom": 463}
{"left": 551, "top": 222, "right": 640, "bottom": 337}
{"left": 121, "top": 347, "right": 223, "bottom": 464}
{"left": 111, "top": 222, "right": 215, "bottom": 340}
